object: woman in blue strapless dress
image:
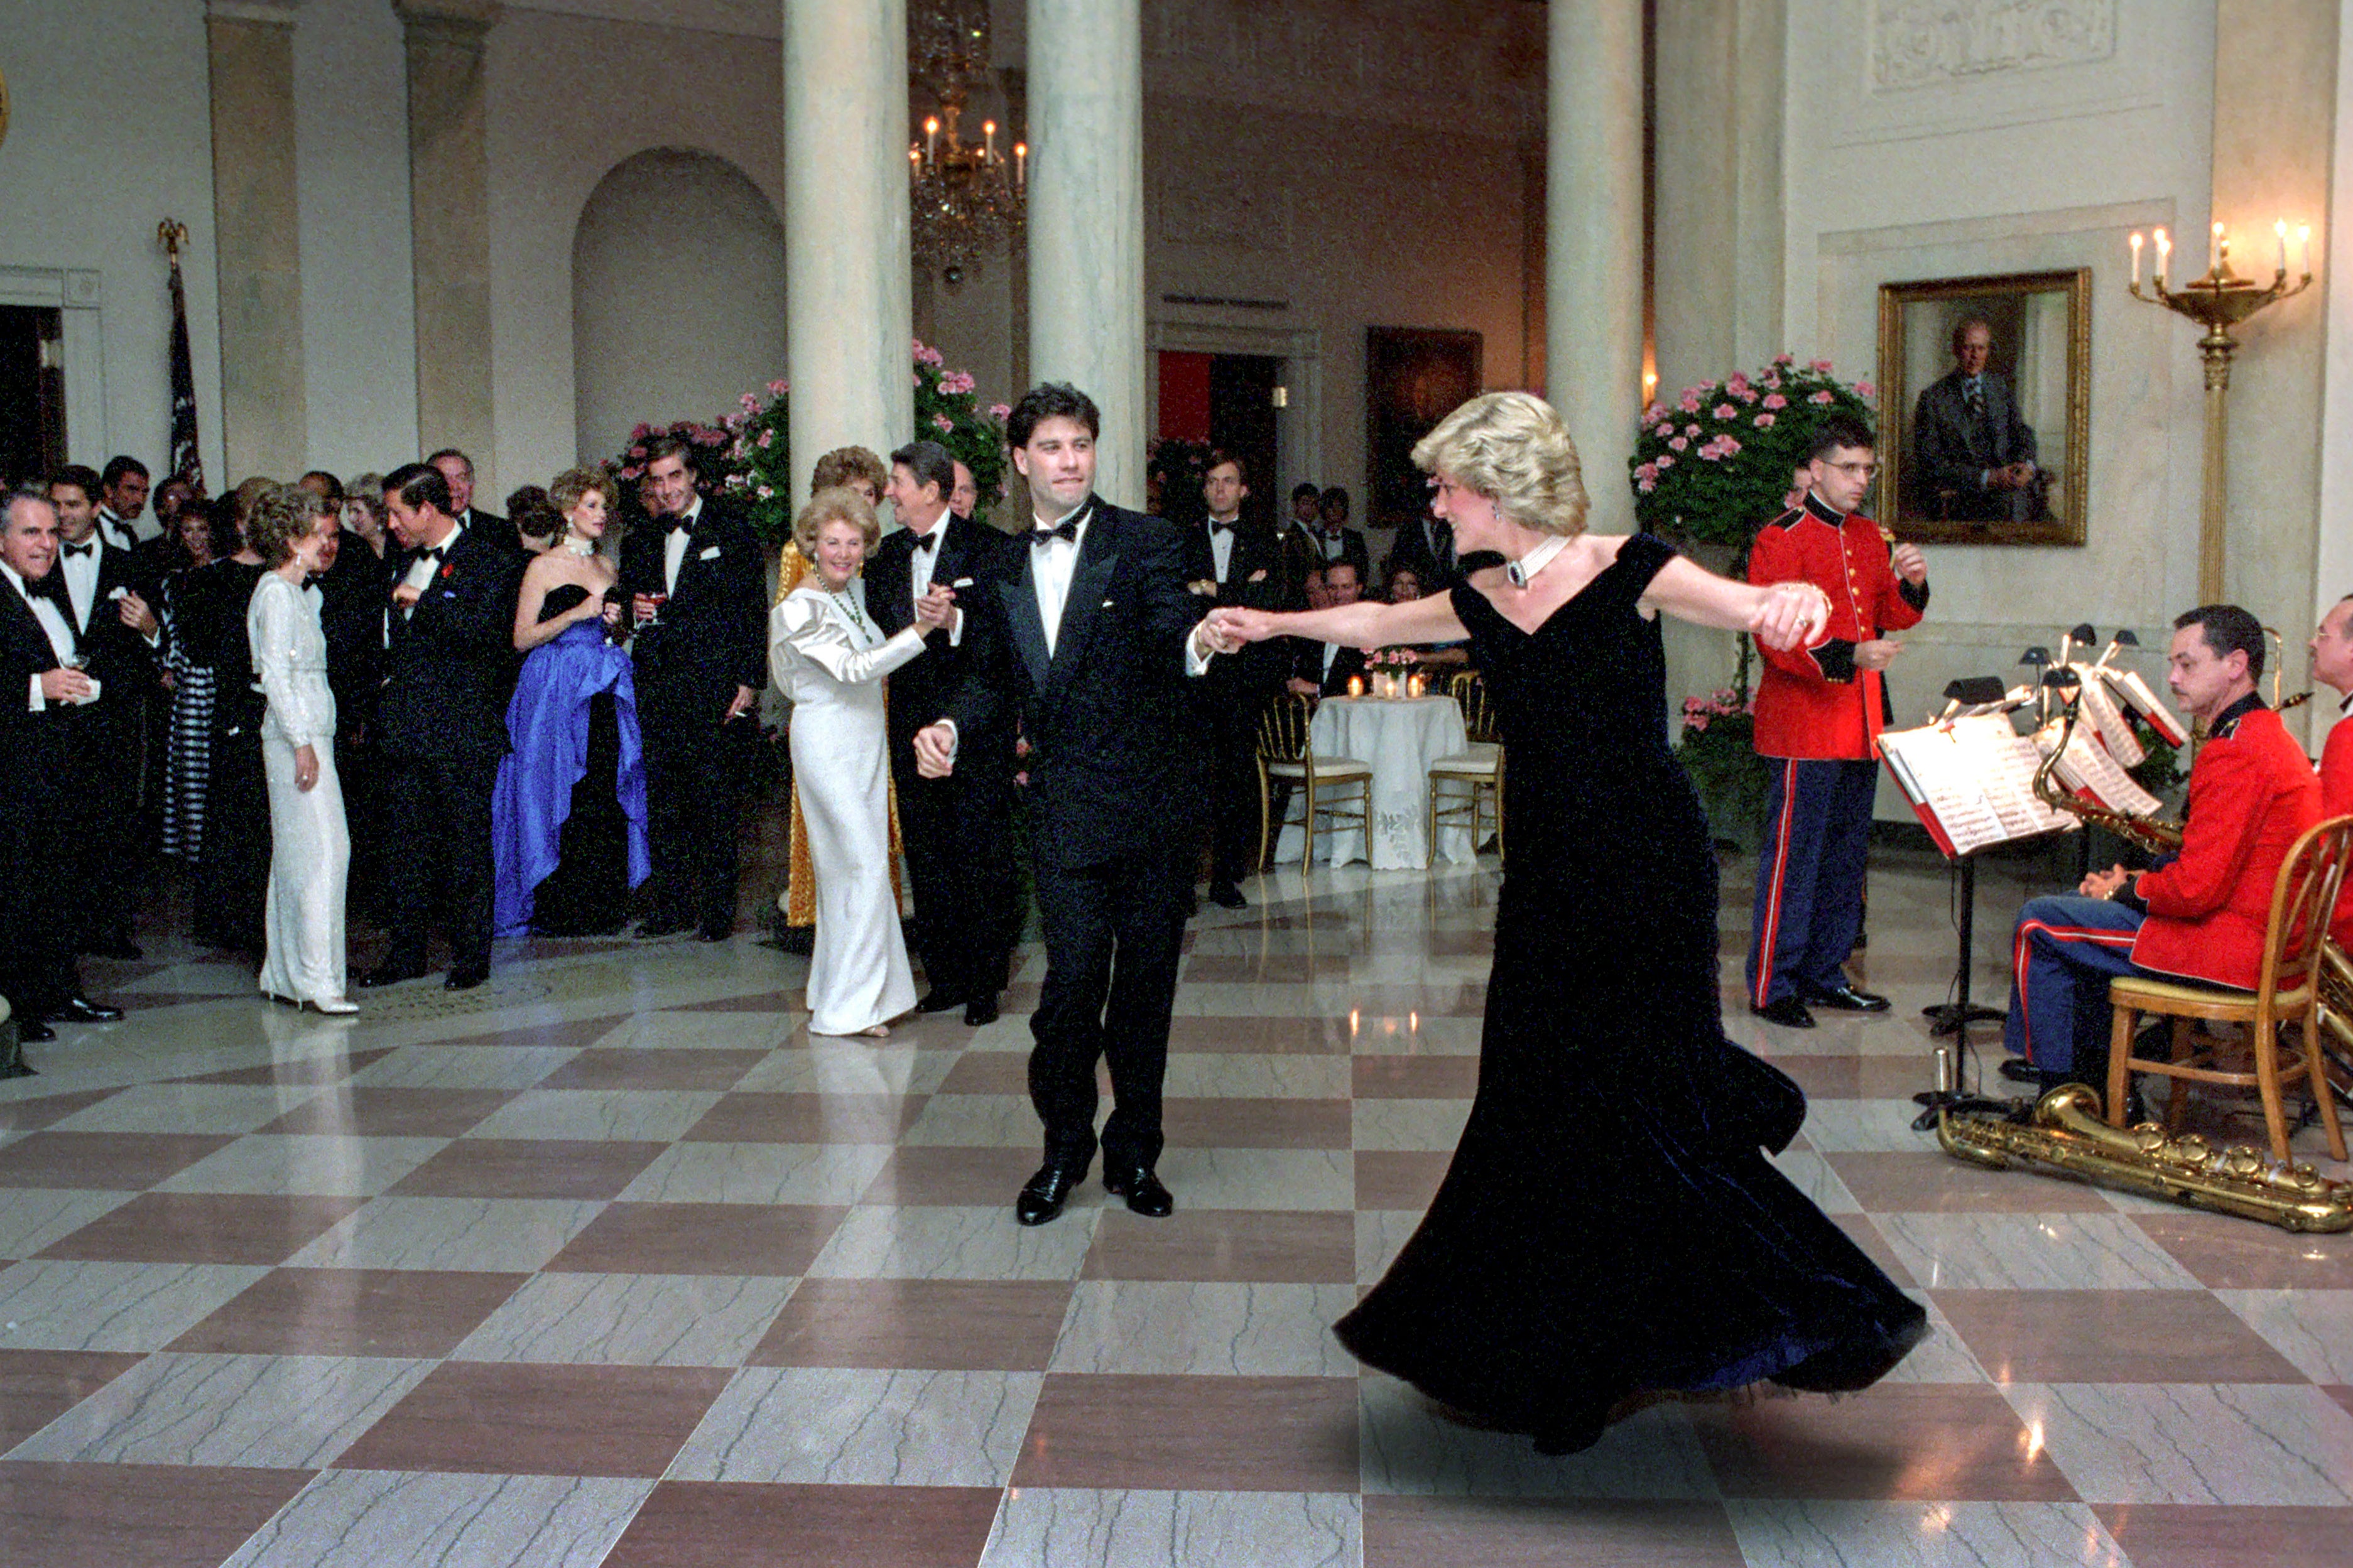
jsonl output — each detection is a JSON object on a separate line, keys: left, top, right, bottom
{"left": 492, "top": 468, "right": 649, "bottom": 937}
{"left": 1212, "top": 392, "right": 1924, "bottom": 1454}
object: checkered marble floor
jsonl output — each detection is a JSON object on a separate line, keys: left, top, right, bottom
{"left": 5, "top": 847, "right": 2352, "bottom": 1567}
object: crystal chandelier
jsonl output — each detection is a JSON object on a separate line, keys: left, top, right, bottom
{"left": 908, "top": 0, "right": 1024, "bottom": 277}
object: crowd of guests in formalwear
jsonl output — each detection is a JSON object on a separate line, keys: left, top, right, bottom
{"left": 0, "top": 417, "right": 1474, "bottom": 1050}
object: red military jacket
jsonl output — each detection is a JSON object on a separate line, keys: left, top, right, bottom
{"left": 2129, "top": 700, "right": 2321, "bottom": 989}
{"left": 1747, "top": 493, "right": 1928, "bottom": 759}
{"left": 2318, "top": 704, "right": 2353, "bottom": 947}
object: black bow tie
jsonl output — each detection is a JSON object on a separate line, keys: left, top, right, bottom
{"left": 62, "top": 542, "right": 94, "bottom": 559}
{"left": 1031, "top": 519, "right": 1080, "bottom": 547}
{"left": 911, "top": 531, "right": 938, "bottom": 554}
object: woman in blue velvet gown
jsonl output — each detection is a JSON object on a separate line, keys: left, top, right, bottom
{"left": 492, "top": 468, "right": 649, "bottom": 937}
{"left": 1212, "top": 392, "right": 1925, "bottom": 1454}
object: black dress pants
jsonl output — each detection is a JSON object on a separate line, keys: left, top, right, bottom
{"left": 642, "top": 715, "right": 747, "bottom": 938}
{"left": 379, "top": 750, "right": 498, "bottom": 975}
{"left": 1029, "top": 841, "right": 1192, "bottom": 1174}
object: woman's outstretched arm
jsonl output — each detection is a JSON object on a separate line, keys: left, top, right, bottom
{"left": 1640, "top": 556, "right": 1829, "bottom": 651}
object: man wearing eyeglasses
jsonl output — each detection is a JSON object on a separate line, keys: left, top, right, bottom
{"left": 1746, "top": 414, "right": 1930, "bottom": 1029}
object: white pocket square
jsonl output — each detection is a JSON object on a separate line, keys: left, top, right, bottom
{"left": 698, "top": 544, "right": 722, "bottom": 560}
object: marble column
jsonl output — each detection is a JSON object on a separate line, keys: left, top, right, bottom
{"left": 394, "top": 0, "right": 499, "bottom": 493}
{"left": 1025, "top": 0, "right": 1145, "bottom": 511}
{"left": 784, "top": 0, "right": 913, "bottom": 494}
{"left": 1546, "top": 0, "right": 1644, "bottom": 536}
{"left": 206, "top": 0, "right": 308, "bottom": 482}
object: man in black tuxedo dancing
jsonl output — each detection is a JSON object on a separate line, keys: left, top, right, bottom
{"left": 620, "top": 436, "right": 767, "bottom": 941}
{"left": 362, "top": 463, "right": 526, "bottom": 990}
{"left": 916, "top": 384, "right": 1238, "bottom": 1225}
{"left": 871, "top": 438, "right": 1020, "bottom": 1025}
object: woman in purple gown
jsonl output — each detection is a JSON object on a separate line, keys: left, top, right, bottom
{"left": 492, "top": 468, "right": 649, "bottom": 936}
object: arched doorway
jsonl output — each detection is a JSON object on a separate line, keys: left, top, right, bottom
{"left": 572, "top": 148, "right": 787, "bottom": 463}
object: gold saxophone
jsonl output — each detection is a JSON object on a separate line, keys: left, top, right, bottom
{"left": 2030, "top": 686, "right": 2185, "bottom": 854}
{"left": 1932, "top": 1050, "right": 2353, "bottom": 1233}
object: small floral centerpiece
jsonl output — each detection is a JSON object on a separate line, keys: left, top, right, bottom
{"left": 726, "top": 340, "right": 1013, "bottom": 548}
{"left": 1630, "top": 355, "right": 1878, "bottom": 549}
{"left": 1675, "top": 683, "right": 1770, "bottom": 852}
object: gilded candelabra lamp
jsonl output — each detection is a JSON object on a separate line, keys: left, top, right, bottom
{"left": 2127, "top": 220, "right": 2313, "bottom": 602}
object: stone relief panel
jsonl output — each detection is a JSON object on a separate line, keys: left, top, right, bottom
{"left": 1872, "top": 0, "right": 2117, "bottom": 91}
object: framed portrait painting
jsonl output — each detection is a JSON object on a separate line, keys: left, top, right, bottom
{"left": 1875, "top": 268, "right": 2090, "bottom": 546}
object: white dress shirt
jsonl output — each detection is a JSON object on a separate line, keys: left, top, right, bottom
{"left": 1, "top": 560, "right": 77, "bottom": 710}
{"left": 1206, "top": 517, "right": 1237, "bottom": 584}
{"left": 57, "top": 536, "right": 101, "bottom": 629}
{"left": 664, "top": 498, "right": 703, "bottom": 595}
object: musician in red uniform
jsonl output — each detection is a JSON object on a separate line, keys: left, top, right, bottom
{"left": 2308, "top": 593, "right": 2353, "bottom": 945}
{"left": 2004, "top": 605, "right": 2321, "bottom": 1090}
{"left": 1746, "top": 416, "right": 1929, "bottom": 1028}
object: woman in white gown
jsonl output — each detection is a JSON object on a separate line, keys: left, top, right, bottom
{"left": 247, "top": 484, "right": 355, "bottom": 1014}
{"left": 769, "top": 487, "right": 952, "bottom": 1036}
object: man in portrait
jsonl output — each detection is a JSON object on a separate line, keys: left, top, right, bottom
{"left": 1911, "top": 316, "right": 2040, "bottom": 524}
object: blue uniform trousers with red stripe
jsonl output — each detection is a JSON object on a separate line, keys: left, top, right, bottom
{"left": 1747, "top": 757, "right": 1879, "bottom": 1008}
{"left": 2003, "top": 894, "right": 2146, "bottom": 1079}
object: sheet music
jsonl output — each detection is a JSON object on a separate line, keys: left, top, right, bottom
{"left": 2037, "top": 721, "right": 2165, "bottom": 818}
{"left": 2103, "top": 669, "right": 2190, "bottom": 746}
{"left": 2074, "top": 668, "right": 2145, "bottom": 767}
{"left": 1879, "top": 714, "right": 2073, "bottom": 857}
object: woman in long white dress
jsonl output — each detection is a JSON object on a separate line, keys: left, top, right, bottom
{"left": 247, "top": 484, "right": 355, "bottom": 1014}
{"left": 769, "top": 487, "right": 952, "bottom": 1036}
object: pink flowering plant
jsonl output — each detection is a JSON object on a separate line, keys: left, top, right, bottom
{"left": 722, "top": 341, "right": 1013, "bottom": 548}
{"left": 1629, "top": 355, "right": 1878, "bottom": 548}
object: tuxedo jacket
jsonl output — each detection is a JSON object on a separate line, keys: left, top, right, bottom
{"left": 1291, "top": 638, "right": 1368, "bottom": 698}
{"left": 1179, "top": 519, "right": 1288, "bottom": 703}
{"left": 867, "top": 512, "right": 1021, "bottom": 767}
{"left": 0, "top": 573, "right": 75, "bottom": 835}
{"left": 375, "top": 522, "right": 526, "bottom": 767}
{"left": 947, "top": 499, "right": 1207, "bottom": 870}
{"left": 618, "top": 499, "right": 767, "bottom": 735}
{"left": 1384, "top": 516, "right": 1462, "bottom": 593}
{"left": 1910, "top": 369, "right": 2037, "bottom": 521}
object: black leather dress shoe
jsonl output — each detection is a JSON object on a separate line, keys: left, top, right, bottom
{"left": 918, "top": 990, "right": 969, "bottom": 1014}
{"left": 47, "top": 996, "right": 124, "bottom": 1024}
{"left": 1015, "top": 1160, "right": 1088, "bottom": 1226}
{"left": 359, "top": 962, "right": 426, "bottom": 989}
{"left": 1750, "top": 997, "right": 1817, "bottom": 1029}
{"left": 16, "top": 1018, "right": 56, "bottom": 1044}
{"left": 443, "top": 967, "right": 489, "bottom": 992}
{"left": 963, "top": 994, "right": 999, "bottom": 1027}
{"left": 1805, "top": 983, "right": 1890, "bottom": 1013}
{"left": 634, "top": 916, "right": 691, "bottom": 939}
{"left": 1102, "top": 1166, "right": 1174, "bottom": 1218}
{"left": 1209, "top": 882, "right": 1247, "bottom": 911}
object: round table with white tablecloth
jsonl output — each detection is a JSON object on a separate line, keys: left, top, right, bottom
{"left": 1273, "top": 694, "right": 1476, "bottom": 870}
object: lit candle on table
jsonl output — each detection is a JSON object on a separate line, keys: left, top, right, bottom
{"left": 2129, "top": 231, "right": 2143, "bottom": 286}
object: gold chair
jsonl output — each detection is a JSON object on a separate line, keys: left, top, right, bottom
{"left": 1428, "top": 670, "right": 1503, "bottom": 862}
{"left": 1256, "top": 691, "right": 1371, "bottom": 871}
{"left": 2103, "top": 813, "right": 2353, "bottom": 1163}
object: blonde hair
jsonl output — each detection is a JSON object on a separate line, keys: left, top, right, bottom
{"left": 1410, "top": 391, "right": 1589, "bottom": 538}
{"left": 793, "top": 485, "right": 880, "bottom": 557}
{"left": 247, "top": 482, "right": 334, "bottom": 566}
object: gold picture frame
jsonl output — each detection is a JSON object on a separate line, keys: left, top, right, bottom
{"left": 1876, "top": 268, "right": 2090, "bottom": 546}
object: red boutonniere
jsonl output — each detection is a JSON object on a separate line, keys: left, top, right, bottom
{"left": 439, "top": 563, "right": 456, "bottom": 581}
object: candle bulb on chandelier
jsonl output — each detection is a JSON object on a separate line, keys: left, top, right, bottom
{"left": 2129, "top": 231, "right": 2143, "bottom": 286}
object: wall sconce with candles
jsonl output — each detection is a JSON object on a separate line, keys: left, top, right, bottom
{"left": 2126, "top": 217, "right": 2313, "bottom": 602}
